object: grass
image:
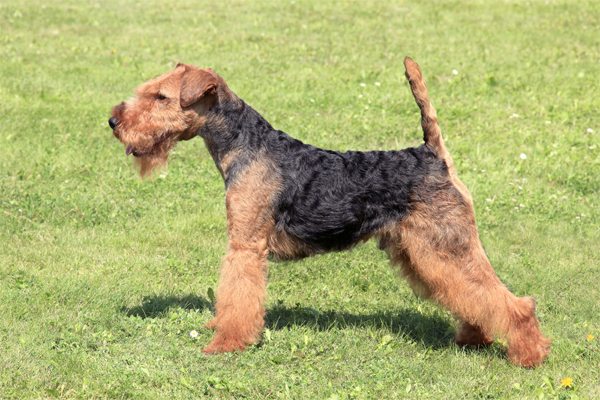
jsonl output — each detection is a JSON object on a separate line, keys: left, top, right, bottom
{"left": 0, "top": 0, "right": 599, "bottom": 398}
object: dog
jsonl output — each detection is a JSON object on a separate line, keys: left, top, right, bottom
{"left": 108, "top": 57, "right": 550, "bottom": 367}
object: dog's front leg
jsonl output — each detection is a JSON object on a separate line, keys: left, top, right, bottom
{"left": 203, "top": 167, "right": 275, "bottom": 354}
{"left": 203, "top": 240, "right": 269, "bottom": 353}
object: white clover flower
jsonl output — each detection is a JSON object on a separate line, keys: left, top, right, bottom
{"left": 190, "top": 330, "right": 198, "bottom": 338}
{"left": 587, "top": 128, "right": 594, "bottom": 133}
{"left": 520, "top": 153, "right": 527, "bottom": 159}
{"left": 360, "top": 83, "right": 366, "bottom": 87}
{"left": 545, "top": 121, "right": 552, "bottom": 124}
{"left": 358, "top": 94, "right": 363, "bottom": 98}
{"left": 375, "top": 82, "right": 381, "bottom": 86}
{"left": 452, "top": 69, "right": 458, "bottom": 75}
{"left": 310, "top": 99, "right": 315, "bottom": 103}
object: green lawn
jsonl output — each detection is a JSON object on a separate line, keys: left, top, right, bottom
{"left": 1, "top": 0, "right": 599, "bottom": 398}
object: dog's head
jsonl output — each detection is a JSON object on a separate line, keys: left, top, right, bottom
{"left": 109, "top": 63, "right": 219, "bottom": 177}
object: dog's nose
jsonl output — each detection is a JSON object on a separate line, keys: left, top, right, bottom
{"left": 108, "top": 117, "right": 118, "bottom": 130}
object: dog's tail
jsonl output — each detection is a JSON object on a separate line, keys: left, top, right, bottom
{"left": 404, "top": 57, "right": 447, "bottom": 158}
{"left": 404, "top": 57, "right": 473, "bottom": 205}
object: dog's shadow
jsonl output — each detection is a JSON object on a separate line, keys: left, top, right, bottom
{"left": 265, "top": 304, "right": 453, "bottom": 350}
{"left": 121, "top": 294, "right": 453, "bottom": 349}
{"left": 121, "top": 294, "right": 212, "bottom": 319}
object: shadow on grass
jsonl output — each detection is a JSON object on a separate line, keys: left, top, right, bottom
{"left": 121, "top": 294, "right": 212, "bottom": 319}
{"left": 265, "top": 304, "right": 454, "bottom": 350}
{"left": 120, "top": 295, "right": 453, "bottom": 349}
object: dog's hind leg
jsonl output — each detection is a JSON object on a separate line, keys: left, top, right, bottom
{"left": 386, "top": 200, "right": 550, "bottom": 367}
{"left": 401, "top": 57, "right": 550, "bottom": 367}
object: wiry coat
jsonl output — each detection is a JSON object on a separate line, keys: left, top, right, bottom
{"left": 109, "top": 58, "right": 550, "bottom": 367}
{"left": 201, "top": 96, "right": 450, "bottom": 257}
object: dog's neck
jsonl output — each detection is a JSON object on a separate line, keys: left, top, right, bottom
{"left": 198, "top": 88, "right": 275, "bottom": 187}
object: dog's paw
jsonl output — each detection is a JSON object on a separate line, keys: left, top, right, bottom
{"left": 203, "top": 335, "right": 247, "bottom": 354}
{"left": 454, "top": 322, "right": 495, "bottom": 348}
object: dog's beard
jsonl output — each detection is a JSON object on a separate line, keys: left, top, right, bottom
{"left": 132, "top": 136, "right": 178, "bottom": 178}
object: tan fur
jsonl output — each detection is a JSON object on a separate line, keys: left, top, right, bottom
{"left": 203, "top": 156, "right": 281, "bottom": 354}
{"left": 397, "top": 57, "right": 550, "bottom": 367}
{"left": 267, "top": 228, "right": 318, "bottom": 260}
{"left": 380, "top": 181, "right": 549, "bottom": 367}
{"left": 110, "top": 64, "right": 219, "bottom": 177}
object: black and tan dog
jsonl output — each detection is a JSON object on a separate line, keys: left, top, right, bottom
{"left": 108, "top": 58, "right": 550, "bottom": 367}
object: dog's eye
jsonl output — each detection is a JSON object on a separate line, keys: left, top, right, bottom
{"left": 156, "top": 94, "right": 167, "bottom": 101}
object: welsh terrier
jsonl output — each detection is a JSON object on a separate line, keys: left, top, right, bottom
{"left": 108, "top": 58, "right": 550, "bottom": 367}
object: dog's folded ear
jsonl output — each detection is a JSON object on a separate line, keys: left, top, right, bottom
{"left": 178, "top": 63, "right": 219, "bottom": 108}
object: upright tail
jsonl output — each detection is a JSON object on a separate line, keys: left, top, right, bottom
{"left": 403, "top": 57, "right": 446, "bottom": 157}
{"left": 404, "top": 57, "right": 472, "bottom": 204}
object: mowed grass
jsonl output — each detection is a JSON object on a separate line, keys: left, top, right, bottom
{"left": 1, "top": 0, "right": 599, "bottom": 398}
